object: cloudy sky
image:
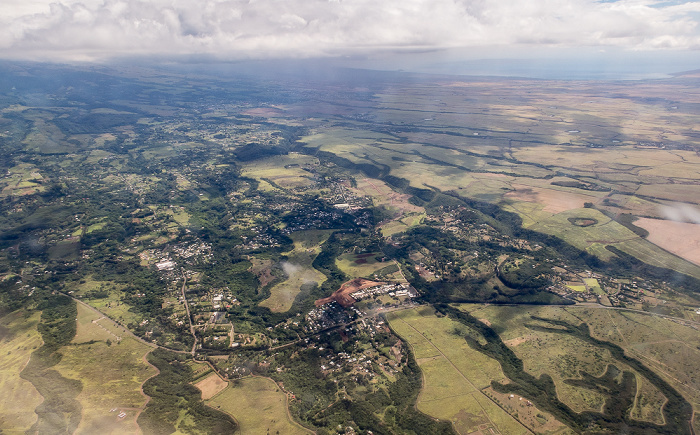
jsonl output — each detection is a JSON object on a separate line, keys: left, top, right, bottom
{"left": 1, "top": 0, "right": 700, "bottom": 66}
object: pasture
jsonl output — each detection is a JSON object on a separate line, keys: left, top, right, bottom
{"left": 259, "top": 230, "right": 332, "bottom": 312}
{"left": 0, "top": 311, "right": 43, "bottom": 432}
{"left": 635, "top": 217, "right": 700, "bottom": 266}
{"left": 464, "top": 304, "right": 700, "bottom": 425}
{"left": 54, "top": 303, "right": 156, "bottom": 435}
{"left": 387, "top": 308, "right": 532, "bottom": 434}
{"left": 336, "top": 252, "right": 392, "bottom": 278}
{"left": 194, "top": 371, "right": 228, "bottom": 400}
{"left": 67, "top": 277, "right": 144, "bottom": 326}
{"left": 241, "top": 153, "right": 319, "bottom": 190}
{"left": 0, "top": 163, "right": 46, "bottom": 197}
{"left": 207, "top": 376, "right": 311, "bottom": 435}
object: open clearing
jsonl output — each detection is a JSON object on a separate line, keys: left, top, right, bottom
{"left": 54, "top": 303, "right": 156, "bottom": 435}
{"left": 351, "top": 177, "right": 423, "bottom": 215}
{"left": 241, "top": 153, "right": 319, "bottom": 190}
{"left": 504, "top": 184, "right": 598, "bottom": 214}
{"left": 336, "top": 252, "right": 391, "bottom": 278}
{"left": 194, "top": 371, "right": 228, "bottom": 400}
{"left": 387, "top": 308, "right": 534, "bottom": 435}
{"left": 259, "top": 230, "right": 332, "bottom": 312}
{"left": 465, "top": 304, "right": 700, "bottom": 425}
{"left": 0, "top": 310, "right": 43, "bottom": 432}
{"left": 635, "top": 217, "right": 700, "bottom": 266}
{"left": 207, "top": 376, "right": 311, "bottom": 435}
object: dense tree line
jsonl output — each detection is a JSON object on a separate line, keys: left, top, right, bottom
{"left": 139, "top": 349, "right": 238, "bottom": 435}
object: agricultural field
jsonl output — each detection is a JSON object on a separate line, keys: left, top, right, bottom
{"left": 294, "top": 76, "right": 700, "bottom": 282}
{"left": 576, "top": 308, "right": 700, "bottom": 416}
{"left": 336, "top": 252, "right": 394, "bottom": 279}
{"left": 54, "top": 303, "right": 157, "bottom": 435}
{"left": 66, "top": 277, "right": 144, "bottom": 326}
{"left": 241, "top": 153, "right": 320, "bottom": 190}
{"left": 635, "top": 217, "right": 700, "bottom": 266}
{"left": 207, "top": 376, "right": 311, "bottom": 435}
{"left": 193, "top": 371, "right": 228, "bottom": 400}
{"left": 0, "top": 163, "right": 46, "bottom": 197}
{"left": 0, "top": 310, "right": 43, "bottom": 432}
{"left": 464, "top": 304, "right": 700, "bottom": 430}
{"left": 3, "top": 61, "right": 700, "bottom": 435}
{"left": 387, "top": 307, "right": 554, "bottom": 435}
{"left": 259, "top": 230, "right": 332, "bottom": 312}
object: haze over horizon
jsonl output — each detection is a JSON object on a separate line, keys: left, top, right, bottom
{"left": 1, "top": 0, "right": 700, "bottom": 79}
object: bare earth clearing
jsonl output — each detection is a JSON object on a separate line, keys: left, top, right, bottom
{"left": 194, "top": 372, "right": 229, "bottom": 400}
{"left": 635, "top": 217, "right": 700, "bottom": 266}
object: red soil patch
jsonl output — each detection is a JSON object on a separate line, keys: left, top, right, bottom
{"left": 354, "top": 259, "right": 368, "bottom": 264}
{"left": 315, "top": 278, "right": 386, "bottom": 308}
{"left": 355, "top": 253, "right": 375, "bottom": 258}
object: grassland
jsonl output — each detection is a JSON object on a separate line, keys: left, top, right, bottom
{"left": 634, "top": 218, "right": 700, "bottom": 266}
{"left": 297, "top": 85, "right": 700, "bottom": 278}
{"left": 194, "top": 371, "right": 228, "bottom": 400}
{"left": 347, "top": 176, "right": 426, "bottom": 236}
{"left": 54, "top": 303, "right": 156, "bottom": 435}
{"left": 0, "top": 310, "right": 44, "bottom": 432}
{"left": 241, "top": 153, "right": 319, "bottom": 190}
{"left": 464, "top": 304, "right": 699, "bottom": 427}
{"left": 336, "top": 252, "right": 395, "bottom": 279}
{"left": 577, "top": 307, "right": 700, "bottom": 422}
{"left": 207, "top": 376, "right": 311, "bottom": 435}
{"left": 67, "top": 277, "right": 144, "bottom": 326}
{"left": 387, "top": 307, "right": 534, "bottom": 435}
{"left": 259, "top": 230, "right": 333, "bottom": 312}
{"left": 0, "top": 163, "right": 46, "bottom": 197}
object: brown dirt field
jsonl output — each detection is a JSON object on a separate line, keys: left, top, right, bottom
{"left": 634, "top": 218, "right": 700, "bottom": 266}
{"left": 354, "top": 259, "right": 367, "bottom": 264}
{"left": 478, "top": 318, "right": 491, "bottom": 327}
{"left": 505, "top": 184, "right": 597, "bottom": 213}
{"left": 248, "top": 258, "right": 276, "bottom": 288}
{"left": 194, "top": 372, "right": 229, "bottom": 400}
{"left": 504, "top": 336, "right": 530, "bottom": 347}
{"left": 315, "top": 278, "right": 386, "bottom": 308}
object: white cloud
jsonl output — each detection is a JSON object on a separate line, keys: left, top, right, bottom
{"left": 0, "top": 0, "right": 699, "bottom": 61}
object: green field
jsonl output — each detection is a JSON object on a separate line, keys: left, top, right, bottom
{"left": 0, "top": 311, "right": 44, "bottom": 432}
{"left": 389, "top": 304, "right": 699, "bottom": 433}
{"left": 259, "top": 230, "right": 332, "bottom": 312}
{"left": 380, "top": 212, "right": 426, "bottom": 237}
{"left": 465, "top": 304, "right": 699, "bottom": 425}
{"left": 241, "top": 153, "right": 319, "bottom": 190}
{"left": 583, "top": 278, "right": 604, "bottom": 295}
{"left": 207, "top": 376, "right": 311, "bottom": 435}
{"left": 336, "top": 252, "right": 394, "bottom": 279}
{"left": 54, "top": 303, "right": 156, "bottom": 435}
{"left": 67, "top": 277, "right": 144, "bottom": 326}
{"left": 577, "top": 308, "right": 700, "bottom": 420}
{"left": 387, "top": 307, "right": 531, "bottom": 435}
{"left": 300, "top": 110, "right": 700, "bottom": 278}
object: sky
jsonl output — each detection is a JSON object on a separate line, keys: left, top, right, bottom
{"left": 1, "top": 0, "right": 700, "bottom": 75}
